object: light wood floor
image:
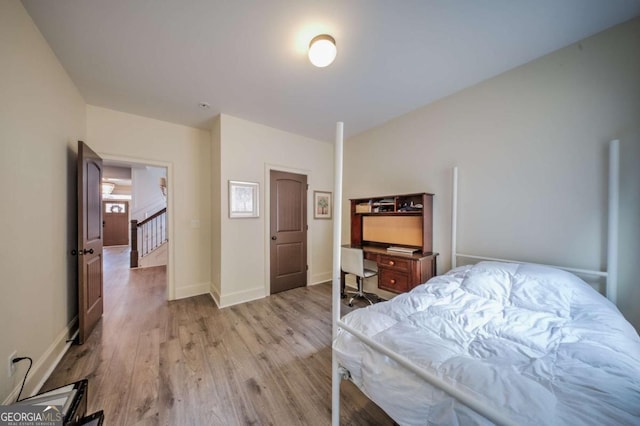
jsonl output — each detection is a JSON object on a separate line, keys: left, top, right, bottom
{"left": 43, "top": 247, "right": 394, "bottom": 425}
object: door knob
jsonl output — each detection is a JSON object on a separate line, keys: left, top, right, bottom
{"left": 271, "top": 236, "right": 277, "bottom": 240}
{"left": 82, "top": 248, "right": 94, "bottom": 255}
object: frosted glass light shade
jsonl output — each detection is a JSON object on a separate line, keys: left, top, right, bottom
{"left": 101, "top": 182, "right": 115, "bottom": 195}
{"left": 308, "top": 34, "right": 336, "bottom": 67}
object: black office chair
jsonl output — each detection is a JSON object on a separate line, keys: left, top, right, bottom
{"left": 341, "top": 247, "right": 379, "bottom": 307}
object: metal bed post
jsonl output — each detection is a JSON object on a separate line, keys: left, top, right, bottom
{"left": 451, "top": 166, "right": 458, "bottom": 269}
{"left": 607, "top": 140, "right": 619, "bottom": 304}
{"left": 331, "top": 122, "right": 344, "bottom": 426}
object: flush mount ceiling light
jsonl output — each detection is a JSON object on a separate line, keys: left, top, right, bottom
{"left": 101, "top": 182, "right": 115, "bottom": 195}
{"left": 308, "top": 34, "right": 336, "bottom": 67}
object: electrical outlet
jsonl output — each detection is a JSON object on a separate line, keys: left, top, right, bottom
{"left": 8, "top": 351, "right": 17, "bottom": 377}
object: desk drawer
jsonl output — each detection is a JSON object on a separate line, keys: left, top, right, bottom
{"left": 378, "top": 255, "right": 411, "bottom": 272}
{"left": 378, "top": 268, "right": 409, "bottom": 293}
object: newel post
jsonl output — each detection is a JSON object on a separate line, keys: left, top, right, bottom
{"left": 130, "top": 219, "right": 139, "bottom": 268}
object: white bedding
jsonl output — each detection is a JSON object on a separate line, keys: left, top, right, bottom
{"left": 333, "top": 261, "right": 640, "bottom": 425}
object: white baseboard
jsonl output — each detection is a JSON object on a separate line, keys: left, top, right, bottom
{"left": 310, "top": 271, "right": 332, "bottom": 285}
{"left": 209, "top": 285, "right": 221, "bottom": 308}
{"left": 174, "top": 282, "right": 210, "bottom": 300}
{"left": 209, "top": 276, "right": 333, "bottom": 308}
{"left": 216, "top": 287, "right": 266, "bottom": 308}
{"left": 2, "top": 317, "right": 78, "bottom": 405}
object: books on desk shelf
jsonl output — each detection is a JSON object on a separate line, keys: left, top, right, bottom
{"left": 387, "top": 246, "right": 419, "bottom": 254}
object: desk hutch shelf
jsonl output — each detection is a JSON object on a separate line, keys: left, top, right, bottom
{"left": 350, "top": 193, "right": 433, "bottom": 254}
{"left": 348, "top": 192, "right": 438, "bottom": 294}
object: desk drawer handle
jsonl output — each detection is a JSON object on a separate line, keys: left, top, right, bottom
{"left": 388, "top": 260, "right": 395, "bottom": 266}
{"left": 390, "top": 279, "right": 396, "bottom": 285}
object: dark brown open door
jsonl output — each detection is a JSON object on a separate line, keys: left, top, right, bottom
{"left": 270, "top": 170, "right": 307, "bottom": 294}
{"left": 77, "top": 141, "right": 104, "bottom": 344}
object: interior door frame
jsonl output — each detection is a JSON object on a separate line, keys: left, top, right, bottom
{"left": 264, "top": 164, "right": 311, "bottom": 297}
{"left": 100, "top": 153, "right": 175, "bottom": 301}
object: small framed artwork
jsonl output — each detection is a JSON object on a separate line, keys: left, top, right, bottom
{"left": 313, "top": 190, "right": 332, "bottom": 219}
{"left": 229, "top": 180, "right": 259, "bottom": 218}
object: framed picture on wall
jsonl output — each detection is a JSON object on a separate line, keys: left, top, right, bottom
{"left": 229, "top": 180, "right": 259, "bottom": 218}
{"left": 313, "top": 190, "right": 332, "bottom": 219}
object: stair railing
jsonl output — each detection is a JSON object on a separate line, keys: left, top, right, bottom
{"left": 130, "top": 207, "right": 167, "bottom": 268}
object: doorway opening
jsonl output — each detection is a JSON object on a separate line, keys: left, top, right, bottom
{"left": 101, "top": 155, "right": 173, "bottom": 300}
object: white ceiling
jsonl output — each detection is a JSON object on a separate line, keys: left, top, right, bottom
{"left": 22, "top": 0, "right": 640, "bottom": 142}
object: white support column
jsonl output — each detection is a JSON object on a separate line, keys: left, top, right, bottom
{"left": 451, "top": 167, "right": 458, "bottom": 269}
{"left": 607, "top": 140, "right": 619, "bottom": 304}
{"left": 331, "top": 122, "right": 344, "bottom": 426}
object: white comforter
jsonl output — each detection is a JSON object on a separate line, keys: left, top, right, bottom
{"left": 333, "top": 261, "right": 640, "bottom": 425}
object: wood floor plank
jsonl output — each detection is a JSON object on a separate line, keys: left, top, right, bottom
{"left": 41, "top": 247, "right": 394, "bottom": 425}
{"left": 227, "top": 304, "right": 317, "bottom": 425}
{"left": 123, "top": 328, "right": 160, "bottom": 425}
{"left": 158, "top": 336, "right": 192, "bottom": 425}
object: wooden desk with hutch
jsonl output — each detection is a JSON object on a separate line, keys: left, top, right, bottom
{"left": 342, "top": 192, "right": 438, "bottom": 295}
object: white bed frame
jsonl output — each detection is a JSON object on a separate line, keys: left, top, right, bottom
{"left": 330, "top": 123, "right": 619, "bottom": 425}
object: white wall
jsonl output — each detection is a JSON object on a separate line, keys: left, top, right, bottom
{"left": 131, "top": 166, "right": 166, "bottom": 221}
{"left": 213, "top": 114, "right": 333, "bottom": 307}
{"left": 0, "top": 0, "right": 86, "bottom": 401}
{"left": 86, "top": 105, "right": 211, "bottom": 300}
{"left": 345, "top": 18, "right": 640, "bottom": 330}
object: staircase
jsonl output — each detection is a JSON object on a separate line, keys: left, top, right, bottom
{"left": 138, "top": 241, "right": 167, "bottom": 268}
{"left": 130, "top": 207, "right": 167, "bottom": 268}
